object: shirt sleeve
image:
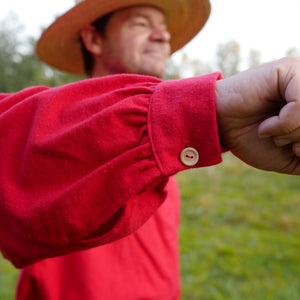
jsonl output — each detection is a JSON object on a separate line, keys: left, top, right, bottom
{"left": 0, "top": 73, "right": 223, "bottom": 268}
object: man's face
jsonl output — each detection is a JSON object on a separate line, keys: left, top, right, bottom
{"left": 97, "top": 6, "right": 171, "bottom": 78}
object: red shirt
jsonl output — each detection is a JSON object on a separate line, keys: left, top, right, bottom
{"left": 0, "top": 73, "right": 223, "bottom": 299}
{"left": 17, "top": 177, "right": 181, "bottom": 300}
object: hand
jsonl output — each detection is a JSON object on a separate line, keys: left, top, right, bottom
{"left": 215, "top": 57, "right": 300, "bottom": 175}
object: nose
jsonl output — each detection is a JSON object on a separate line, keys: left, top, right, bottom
{"left": 150, "top": 27, "right": 171, "bottom": 43}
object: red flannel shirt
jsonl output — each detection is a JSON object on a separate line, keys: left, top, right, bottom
{"left": 0, "top": 73, "right": 223, "bottom": 299}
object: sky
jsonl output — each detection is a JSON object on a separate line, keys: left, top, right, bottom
{"left": 1, "top": 0, "right": 300, "bottom": 67}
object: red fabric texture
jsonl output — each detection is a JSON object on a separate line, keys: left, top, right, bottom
{"left": 17, "top": 177, "right": 181, "bottom": 300}
{"left": 0, "top": 73, "right": 223, "bottom": 299}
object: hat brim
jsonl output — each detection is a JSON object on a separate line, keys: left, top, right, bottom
{"left": 36, "top": 0, "right": 211, "bottom": 75}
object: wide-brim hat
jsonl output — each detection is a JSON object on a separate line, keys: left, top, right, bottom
{"left": 36, "top": 0, "right": 211, "bottom": 75}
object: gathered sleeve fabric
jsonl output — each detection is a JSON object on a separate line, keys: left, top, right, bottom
{"left": 0, "top": 73, "right": 223, "bottom": 268}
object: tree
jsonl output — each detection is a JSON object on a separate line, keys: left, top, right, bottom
{"left": 286, "top": 47, "right": 300, "bottom": 58}
{"left": 248, "top": 49, "right": 261, "bottom": 68}
{"left": 0, "top": 13, "right": 84, "bottom": 93}
{"left": 216, "top": 40, "right": 241, "bottom": 78}
{"left": 0, "top": 13, "right": 26, "bottom": 92}
{"left": 165, "top": 53, "right": 214, "bottom": 79}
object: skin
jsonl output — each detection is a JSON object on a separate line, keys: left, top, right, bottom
{"left": 80, "top": 6, "right": 170, "bottom": 78}
{"left": 215, "top": 57, "right": 300, "bottom": 174}
{"left": 81, "top": 5, "right": 300, "bottom": 175}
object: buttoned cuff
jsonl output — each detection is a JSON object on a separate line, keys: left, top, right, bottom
{"left": 148, "top": 72, "right": 223, "bottom": 176}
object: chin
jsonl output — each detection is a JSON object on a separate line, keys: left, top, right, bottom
{"left": 136, "top": 57, "right": 167, "bottom": 77}
{"left": 140, "top": 66, "right": 166, "bottom": 78}
{"left": 139, "top": 70, "right": 164, "bottom": 78}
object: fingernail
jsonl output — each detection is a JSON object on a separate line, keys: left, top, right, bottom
{"left": 274, "top": 138, "right": 291, "bottom": 147}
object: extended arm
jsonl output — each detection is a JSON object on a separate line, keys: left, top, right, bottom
{"left": 3, "top": 57, "right": 300, "bottom": 268}
{"left": 0, "top": 73, "right": 222, "bottom": 267}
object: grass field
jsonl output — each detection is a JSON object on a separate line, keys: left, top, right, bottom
{"left": 178, "top": 153, "right": 300, "bottom": 300}
{"left": 0, "top": 153, "right": 299, "bottom": 299}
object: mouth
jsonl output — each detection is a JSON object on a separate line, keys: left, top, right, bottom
{"left": 144, "top": 50, "right": 167, "bottom": 59}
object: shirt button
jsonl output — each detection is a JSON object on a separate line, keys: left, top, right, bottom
{"left": 180, "top": 147, "right": 199, "bottom": 167}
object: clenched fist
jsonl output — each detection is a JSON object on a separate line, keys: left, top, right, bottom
{"left": 215, "top": 57, "right": 300, "bottom": 175}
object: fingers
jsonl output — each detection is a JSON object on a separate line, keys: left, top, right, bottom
{"left": 257, "top": 59, "right": 300, "bottom": 158}
{"left": 258, "top": 101, "right": 300, "bottom": 137}
{"left": 270, "top": 132, "right": 300, "bottom": 157}
{"left": 258, "top": 101, "right": 300, "bottom": 157}
{"left": 273, "top": 127, "right": 300, "bottom": 147}
{"left": 258, "top": 115, "right": 283, "bottom": 138}
{"left": 259, "top": 128, "right": 300, "bottom": 157}
{"left": 293, "top": 142, "right": 300, "bottom": 157}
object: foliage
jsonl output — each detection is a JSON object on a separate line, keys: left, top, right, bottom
{"left": 166, "top": 40, "right": 263, "bottom": 80}
{"left": 165, "top": 54, "right": 214, "bottom": 79}
{"left": 248, "top": 49, "right": 262, "bottom": 68}
{"left": 216, "top": 40, "right": 241, "bottom": 78}
{"left": 0, "top": 13, "right": 84, "bottom": 93}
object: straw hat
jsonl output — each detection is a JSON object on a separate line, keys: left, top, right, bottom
{"left": 36, "top": 0, "right": 211, "bottom": 75}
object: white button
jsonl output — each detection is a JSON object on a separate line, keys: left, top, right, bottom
{"left": 180, "top": 147, "right": 199, "bottom": 166}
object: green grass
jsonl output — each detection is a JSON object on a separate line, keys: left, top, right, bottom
{"left": 0, "top": 257, "right": 18, "bottom": 300}
{"left": 178, "top": 153, "right": 300, "bottom": 300}
{"left": 1, "top": 153, "right": 300, "bottom": 299}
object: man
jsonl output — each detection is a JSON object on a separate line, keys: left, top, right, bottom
{"left": 0, "top": 0, "right": 300, "bottom": 299}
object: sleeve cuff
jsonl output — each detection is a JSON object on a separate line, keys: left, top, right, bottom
{"left": 148, "top": 72, "right": 224, "bottom": 176}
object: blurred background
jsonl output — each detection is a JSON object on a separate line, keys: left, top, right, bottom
{"left": 1, "top": 0, "right": 300, "bottom": 299}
